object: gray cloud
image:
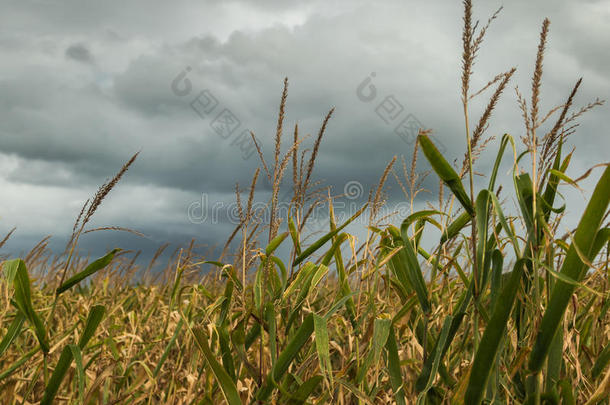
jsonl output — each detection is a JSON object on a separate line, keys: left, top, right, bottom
{"left": 65, "top": 43, "right": 93, "bottom": 64}
{"left": 0, "top": 0, "right": 608, "bottom": 263}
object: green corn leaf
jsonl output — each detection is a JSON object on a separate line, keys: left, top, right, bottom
{"left": 417, "top": 316, "right": 453, "bottom": 402}
{"left": 269, "top": 256, "right": 288, "bottom": 292}
{"left": 327, "top": 232, "right": 357, "bottom": 327}
{"left": 218, "top": 278, "right": 234, "bottom": 326}
{"left": 475, "top": 190, "right": 491, "bottom": 289}
{"left": 514, "top": 174, "right": 535, "bottom": 238}
{"left": 541, "top": 141, "right": 567, "bottom": 221}
{"left": 529, "top": 166, "right": 610, "bottom": 374}
{"left": 310, "top": 264, "right": 329, "bottom": 290}
{"left": 356, "top": 316, "right": 391, "bottom": 384}
{"left": 418, "top": 134, "right": 473, "bottom": 215}
{"left": 383, "top": 238, "right": 413, "bottom": 300}
{"left": 558, "top": 380, "right": 576, "bottom": 405}
{"left": 0, "top": 312, "right": 25, "bottom": 358}
{"left": 465, "top": 258, "right": 529, "bottom": 404}
{"left": 293, "top": 203, "right": 367, "bottom": 267}
{"left": 401, "top": 210, "right": 445, "bottom": 231}
{"left": 2, "top": 260, "right": 18, "bottom": 283}
{"left": 549, "top": 169, "right": 581, "bottom": 189}
{"left": 385, "top": 326, "right": 406, "bottom": 405}
{"left": 488, "top": 133, "right": 514, "bottom": 191}
{"left": 288, "top": 216, "right": 302, "bottom": 256}
{"left": 289, "top": 375, "right": 324, "bottom": 404}
{"left": 285, "top": 264, "right": 328, "bottom": 332}
{"left": 41, "top": 345, "right": 75, "bottom": 405}
{"left": 153, "top": 318, "right": 183, "bottom": 377}
{"left": 41, "top": 305, "right": 106, "bottom": 405}
{"left": 254, "top": 264, "right": 264, "bottom": 311}
{"left": 440, "top": 212, "right": 472, "bottom": 244}
{"left": 4, "top": 258, "right": 48, "bottom": 353}
{"left": 592, "top": 342, "right": 610, "bottom": 380}
{"left": 191, "top": 326, "right": 242, "bottom": 405}
{"left": 546, "top": 320, "right": 563, "bottom": 395}
{"left": 489, "top": 249, "right": 504, "bottom": 311}
{"left": 397, "top": 224, "right": 431, "bottom": 314}
{"left": 68, "top": 344, "right": 85, "bottom": 404}
{"left": 56, "top": 249, "right": 121, "bottom": 295}
{"left": 218, "top": 324, "right": 236, "bottom": 382}
{"left": 592, "top": 228, "right": 610, "bottom": 259}
{"left": 324, "top": 292, "right": 357, "bottom": 321}
{"left": 540, "top": 263, "right": 605, "bottom": 297}
{"left": 266, "top": 232, "right": 289, "bottom": 256}
{"left": 413, "top": 219, "right": 426, "bottom": 248}
{"left": 78, "top": 305, "right": 106, "bottom": 348}
{"left": 369, "top": 317, "right": 392, "bottom": 368}
{"left": 265, "top": 303, "right": 278, "bottom": 366}
{"left": 0, "top": 347, "right": 38, "bottom": 383}
{"left": 313, "top": 314, "right": 333, "bottom": 385}
{"left": 283, "top": 262, "right": 317, "bottom": 299}
{"left": 481, "top": 190, "right": 521, "bottom": 258}
{"left": 320, "top": 230, "right": 356, "bottom": 326}
{"left": 321, "top": 232, "right": 348, "bottom": 266}
{"left": 257, "top": 313, "right": 315, "bottom": 402}
{"left": 268, "top": 269, "right": 284, "bottom": 304}
{"left": 245, "top": 323, "right": 261, "bottom": 351}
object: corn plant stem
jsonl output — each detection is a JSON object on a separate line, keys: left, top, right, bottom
{"left": 43, "top": 354, "right": 48, "bottom": 388}
{"left": 463, "top": 104, "right": 477, "bottom": 288}
{"left": 529, "top": 165, "right": 610, "bottom": 373}
{"left": 46, "top": 225, "right": 86, "bottom": 340}
{"left": 242, "top": 226, "right": 247, "bottom": 330}
{"left": 258, "top": 234, "right": 266, "bottom": 385}
{"left": 42, "top": 228, "right": 82, "bottom": 391}
{"left": 21, "top": 362, "right": 43, "bottom": 404}
{"left": 463, "top": 97, "right": 480, "bottom": 357}
{"left": 531, "top": 134, "right": 540, "bottom": 326}
{"left": 526, "top": 372, "right": 542, "bottom": 405}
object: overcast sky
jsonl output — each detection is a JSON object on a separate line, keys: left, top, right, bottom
{"left": 0, "top": 0, "right": 608, "bottom": 266}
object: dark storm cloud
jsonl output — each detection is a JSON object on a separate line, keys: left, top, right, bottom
{"left": 65, "top": 43, "right": 93, "bottom": 64}
{"left": 0, "top": 0, "right": 608, "bottom": 261}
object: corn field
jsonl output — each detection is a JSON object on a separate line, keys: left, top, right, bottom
{"left": 1, "top": 1, "right": 609, "bottom": 404}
